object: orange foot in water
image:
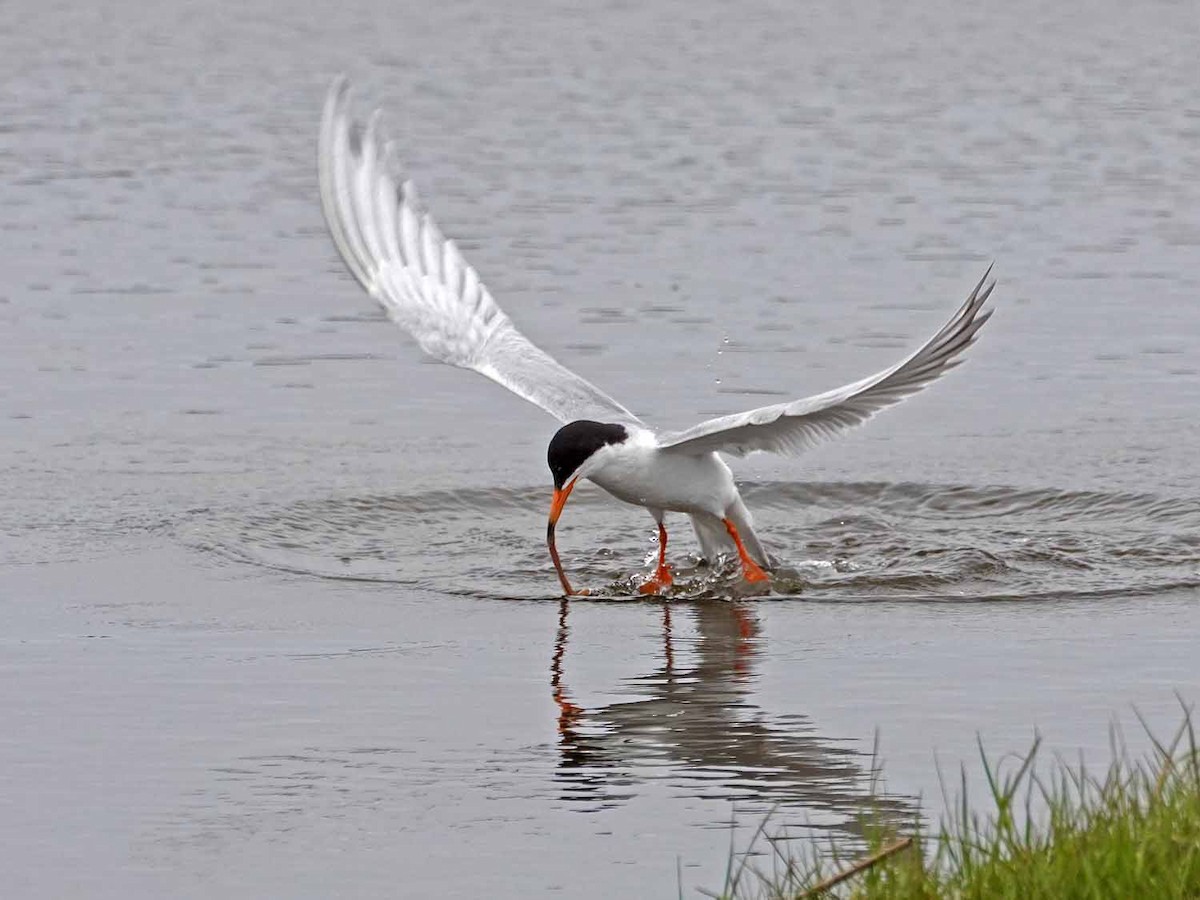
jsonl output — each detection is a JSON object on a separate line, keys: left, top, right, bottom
{"left": 741, "top": 560, "right": 770, "bottom": 583}
{"left": 639, "top": 521, "right": 674, "bottom": 594}
{"left": 638, "top": 564, "right": 674, "bottom": 595}
{"left": 722, "top": 518, "right": 770, "bottom": 585}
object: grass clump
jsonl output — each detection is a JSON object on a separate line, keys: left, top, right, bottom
{"left": 712, "top": 709, "right": 1200, "bottom": 899}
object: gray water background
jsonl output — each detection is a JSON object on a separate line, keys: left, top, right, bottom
{"left": 3, "top": 0, "right": 1199, "bottom": 896}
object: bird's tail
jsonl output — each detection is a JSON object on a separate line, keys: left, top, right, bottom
{"left": 689, "top": 513, "right": 731, "bottom": 564}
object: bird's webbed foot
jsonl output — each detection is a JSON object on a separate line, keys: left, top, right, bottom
{"left": 637, "top": 563, "right": 674, "bottom": 595}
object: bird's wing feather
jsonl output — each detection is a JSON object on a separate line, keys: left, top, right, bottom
{"left": 318, "top": 77, "right": 642, "bottom": 426}
{"left": 657, "top": 268, "right": 996, "bottom": 457}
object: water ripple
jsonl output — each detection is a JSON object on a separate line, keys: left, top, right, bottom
{"left": 183, "top": 482, "right": 1200, "bottom": 603}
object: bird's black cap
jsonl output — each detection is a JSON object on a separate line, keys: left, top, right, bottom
{"left": 547, "top": 420, "right": 628, "bottom": 489}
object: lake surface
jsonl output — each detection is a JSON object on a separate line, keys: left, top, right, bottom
{"left": 3, "top": 0, "right": 1199, "bottom": 895}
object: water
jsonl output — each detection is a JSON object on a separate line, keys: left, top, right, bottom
{"left": 3, "top": 0, "right": 1199, "bottom": 895}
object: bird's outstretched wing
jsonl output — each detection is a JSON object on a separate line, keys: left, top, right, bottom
{"left": 318, "top": 77, "right": 642, "bottom": 427}
{"left": 657, "top": 268, "right": 995, "bottom": 457}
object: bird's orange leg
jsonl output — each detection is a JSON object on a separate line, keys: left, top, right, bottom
{"left": 722, "top": 518, "right": 770, "bottom": 584}
{"left": 638, "top": 522, "right": 674, "bottom": 595}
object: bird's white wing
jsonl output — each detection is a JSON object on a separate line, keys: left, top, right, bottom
{"left": 658, "top": 268, "right": 995, "bottom": 457}
{"left": 318, "top": 77, "right": 642, "bottom": 427}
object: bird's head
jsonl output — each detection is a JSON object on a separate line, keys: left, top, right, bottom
{"left": 545, "top": 420, "right": 629, "bottom": 595}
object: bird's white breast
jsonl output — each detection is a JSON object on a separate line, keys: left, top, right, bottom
{"left": 587, "top": 432, "right": 738, "bottom": 517}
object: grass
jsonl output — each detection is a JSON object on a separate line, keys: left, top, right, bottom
{"left": 709, "top": 706, "right": 1200, "bottom": 899}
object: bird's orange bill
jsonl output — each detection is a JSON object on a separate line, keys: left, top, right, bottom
{"left": 547, "top": 477, "right": 579, "bottom": 596}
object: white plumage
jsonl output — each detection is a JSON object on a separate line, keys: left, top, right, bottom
{"left": 658, "top": 270, "right": 993, "bottom": 457}
{"left": 319, "top": 76, "right": 642, "bottom": 429}
{"left": 317, "top": 78, "right": 997, "bottom": 595}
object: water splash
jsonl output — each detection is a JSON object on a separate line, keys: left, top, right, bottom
{"left": 183, "top": 482, "right": 1200, "bottom": 603}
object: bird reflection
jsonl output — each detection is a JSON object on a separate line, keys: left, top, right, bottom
{"left": 549, "top": 599, "right": 917, "bottom": 833}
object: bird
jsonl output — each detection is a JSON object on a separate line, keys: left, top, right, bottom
{"left": 317, "top": 77, "right": 996, "bottom": 597}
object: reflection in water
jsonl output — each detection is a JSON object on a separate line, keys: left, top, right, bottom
{"left": 550, "top": 599, "right": 918, "bottom": 834}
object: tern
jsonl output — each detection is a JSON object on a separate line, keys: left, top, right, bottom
{"left": 318, "top": 78, "right": 996, "bottom": 597}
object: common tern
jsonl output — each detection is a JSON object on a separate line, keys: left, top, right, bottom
{"left": 318, "top": 78, "right": 996, "bottom": 597}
